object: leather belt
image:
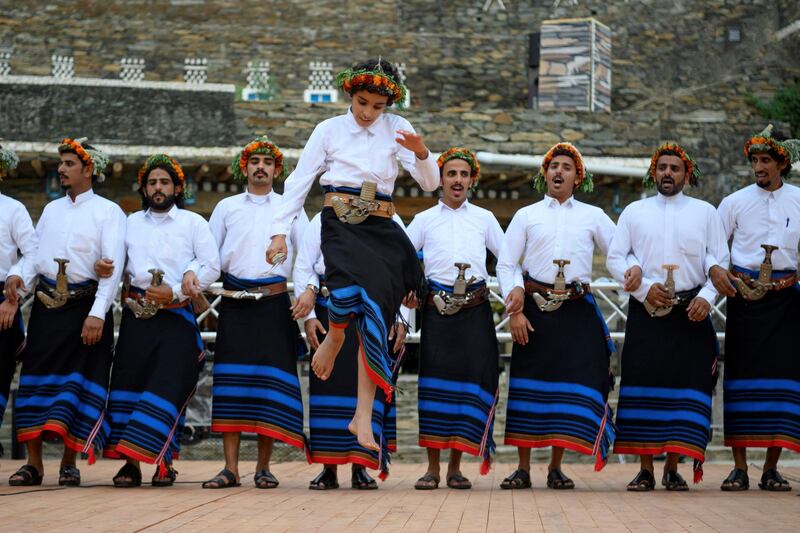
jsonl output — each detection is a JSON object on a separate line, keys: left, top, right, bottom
{"left": 125, "top": 289, "right": 190, "bottom": 310}
{"left": 426, "top": 286, "right": 488, "bottom": 311}
{"left": 731, "top": 270, "right": 798, "bottom": 291}
{"left": 323, "top": 192, "right": 395, "bottom": 218}
{"left": 224, "top": 280, "right": 288, "bottom": 297}
{"left": 524, "top": 279, "right": 590, "bottom": 300}
{"left": 37, "top": 281, "right": 97, "bottom": 301}
{"left": 674, "top": 287, "right": 701, "bottom": 305}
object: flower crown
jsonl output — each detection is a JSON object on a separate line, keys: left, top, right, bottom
{"left": 137, "top": 154, "right": 185, "bottom": 186}
{"left": 336, "top": 64, "right": 408, "bottom": 109}
{"left": 743, "top": 124, "right": 800, "bottom": 176}
{"left": 0, "top": 144, "right": 19, "bottom": 180}
{"left": 644, "top": 142, "right": 700, "bottom": 189}
{"left": 437, "top": 147, "right": 480, "bottom": 183}
{"left": 533, "top": 142, "right": 594, "bottom": 193}
{"left": 59, "top": 137, "right": 110, "bottom": 182}
{"left": 231, "top": 136, "right": 286, "bottom": 182}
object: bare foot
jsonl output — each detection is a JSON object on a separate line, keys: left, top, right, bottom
{"left": 311, "top": 329, "right": 345, "bottom": 380}
{"left": 348, "top": 419, "right": 380, "bottom": 452}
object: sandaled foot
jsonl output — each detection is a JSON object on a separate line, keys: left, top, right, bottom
{"left": 759, "top": 468, "right": 792, "bottom": 492}
{"left": 351, "top": 467, "right": 377, "bottom": 490}
{"left": 202, "top": 468, "right": 240, "bottom": 489}
{"left": 113, "top": 463, "right": 142, "bottom": 488}
{"left": 309, "top": 467, "right": 339, "bottom": 490}
{"left": 255, "top": 469, "right": 279, "bottom": 489}
{"left": 59, "top": 464, "right": 81, "bottom": 487}
{"left": 500, "top": 469, "right": 531, "bottom": 490}
{"left": 627, "top": 469, "right": 655, "bottom": 492}
{"left": 8, "top": 464, "right": 43, "bottom": 487}
{"left": 414, "top": 473, "right": 440, "bottom": 490}
{"left": 720, "top": 468, "right": 749, "bottom": 491}
{"left": 152, "top": 466, "right": 178, "bottom": 487}
{"left": 547, "top": 469, "right": 574, "bottom": 490}
{"left": 446, "top": 473, "right": 472, "bottom": 490}
{"left": 348, "top": 419, "right": 380, "bottom": 452}
{"left": 311, "top": 333, "right": 344, "bottom": 380}
{"left": 661, "top": 470, "right": 689, "bottom": 491}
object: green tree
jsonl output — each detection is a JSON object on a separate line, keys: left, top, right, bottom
{"left": 749, "top": 83, "right": 800, "bottom": 138}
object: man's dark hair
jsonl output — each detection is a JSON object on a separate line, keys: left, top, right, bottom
{"left": 349, "top": 58, "right": 400, "bottom": 106}
{"left": 656, "top": 149, "right": 689, "bottom": 173}
{"left": 766, "top": 129, "right": 791, "bottom": 177}
{"left": 138, "top": 163, "right": 185, "bottom": 209}
{"left": 546, "top": 147, "right": 578, "bottom": 168}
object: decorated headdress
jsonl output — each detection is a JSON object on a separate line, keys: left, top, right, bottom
{"left": 59, "top": 137, "right": 110, "bottom": 182}
{"left": 437, "top": 147, "right": 480, "bottom": 183}
{"left": 137, "top": 154, "right": 185, "bottom": 187}
{"left": 231, "top": 135, "right": 286, "bottom": 182}
{"left": 743, "top": 124, "right": 799, "bottom": 177}
{"left": 0, "top": 143, "right": 19, "bottom": 181}
{"left": 643, "top": 142, "right": 700, "bottom": 189}
{"left": 336, "top": 58, "right": 408, "bottom": 109}
{"left": 533, "top": 142, "right": 593, "bottom": 193}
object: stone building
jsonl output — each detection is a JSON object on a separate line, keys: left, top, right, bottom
{"left": 0, "top": 0, "right": 798, "bottom": 222}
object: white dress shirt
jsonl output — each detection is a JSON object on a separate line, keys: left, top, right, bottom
{"left": 125, "top": 205, "right": 220, "bottom": 301}
{"left": 717, "top": 183, "right": 800, "bottom": 271}
{"left": 9, "top": 189, "right": 126, "bottom": 319}
{"left": 209, "top": 190, "right": 308, "bottom": 280}
{"left": 271, "top": 109, "right": 440, "bottom": 237}
{"left": 496, "top": 195, "right": 616, "bottom": 299}
{"left": 294, "top": 211, "right": 411, "bottom": 321}
{"left": 0, "top": 192, "right": 37, "bottom": 286}
{"left": 607, "top": 191, "right": 730, "bottom": 304}
{"left": 406, "top": 200, "right": 505, "bottom": 285}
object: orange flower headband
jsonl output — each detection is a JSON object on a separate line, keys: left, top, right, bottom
{"left": 437, "top": 147, "right": 480, "bottom": 179}
{"left": 533, "top": 142, "right": 594, "bottom": 193}
{"left": 137, "top": 154, "right": 185, "bottom": 186}
{"left": 743, "top": 124, "right": 799, "bottom": 169}
{"left": 58, "top": 137, "right": 109, "bottom": 181}
{"left": 644, "top": 142, "right": 700, "bottom": 188}
{"left": 231, "top": 136, "right": 285, "bottom": 182}
{"left": 336, "top": 66, "right": 408, "bottom": 109}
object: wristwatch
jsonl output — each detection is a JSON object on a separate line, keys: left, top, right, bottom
{"left": 306, "top": 284, "right": 319, "bottom": 295}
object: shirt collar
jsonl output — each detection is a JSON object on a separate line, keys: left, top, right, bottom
{"left": 145, "top": 203, "right": 179, "bottom": 221}
{"left": 438, "top": 199, "right": 470, "bottom": 212}
{"left": 655, "top": 190, "right": 686, "bottom": 205}
{"left": 346, "top": 108, "right": 382, "bottom": 135}
{"left": 67, "top": 188, "right": 95, "bottom": 206}
{"left": 754, "top": 181, "right": 784, "bottom": 201}
{"left": 245, "top": 189, "right": 272, "bottom": 204}
{"left": 545, "top": 194, "right": 574, "bottom": 208}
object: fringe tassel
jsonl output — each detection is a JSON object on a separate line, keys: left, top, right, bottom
{"left": 693, "top": 459, "right": 703, "bottom": 484}
{"left": 477, "top": 388, "right": 499, "bottom": 476}
{"left": 158, "top": 460, "right": 168, "bottom": 478}
{"left": 303, "top": 434, "right": 312, "bottom": 464}
{"left": 87, "top": 447, "right": 97, "bottom": 466}
{"left": 480, "top": 457, "right": 492, "bottom": 476}
{"left": 591, "top": 403, "right": 616, "bottom": 472}
{"left": 378, "top": 432, "right": 391, "bottom": 481}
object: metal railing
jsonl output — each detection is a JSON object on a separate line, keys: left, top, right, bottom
{"left": 17, "top": 279, "right": 729, "bottom": 344}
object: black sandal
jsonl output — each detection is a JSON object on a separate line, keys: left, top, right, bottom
{"left": 759, "top": 468, "right": 792, "bottom": 492}
{"left": 662, "top": 470, "right": 689, "bottom": 491}
{"left": 626, "top": 469, "right": 655, "bottom": 492}
{"left": 546, "top": 469, "right": 575, "bottom": 490}
{"left": 254, "top": 469, "right": 279, "bottom": 489}
{"left": 8, "top": 464, "right": 43, "bottom": 487}
{"left": 202, "top": 468, "right": 240, "bottom": 489}
{"left": 351, "top": 467, "right": 377, "bottom": 490}
{"left": 59, "top": 464, "right": 81, "bottom": 487}
{"left": 720, "top": 468, "right": 749, "bottom": 491}
{"left": 414, "top": 473, "right": 440, "bottom": 490}
{"left": 500, "top": 469, "right": 531, "bottom": 490}
{"left": 446, "top": 473, "right": 472, "bottom": 490}
{"left": 309, "top": 467, "right": 339, "bottom": 490}
{"left": 113, "top": 462, "right": 142, "bottom": 488}
{"left": 152, "top": 466, "right": 178, "bottom": 487}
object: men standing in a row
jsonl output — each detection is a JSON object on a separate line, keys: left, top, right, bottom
{"left": 607, "top": 143, "right": 729, "bottom": 491}
{"left": 202, "top": 137, "right": 308, "bottom": 490}
{"left": 407, "top": 148, "right": 504, "bottom": 490}
{"left": 7, "top": 138, "right": 126, "bottom": 486}
{"left": 497, "top": 142, "right": 617, "bottom": 490}
{"left": 293, "top": 211, "right": 405, "bottom": 488}
{"left": 105, "top": 154, "right": 219, "bottom": 487}
{"left": 0, "top": 145, "right": 36, "bottom": 436}
{"left": 713, "top": 125, "right": 800, "bottom": 492}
